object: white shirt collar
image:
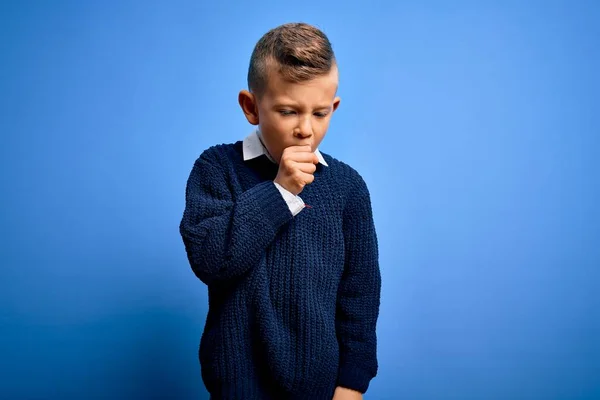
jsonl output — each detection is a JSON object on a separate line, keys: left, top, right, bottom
{"left": 242, "top": 129, "right": 328, "bottom": 167}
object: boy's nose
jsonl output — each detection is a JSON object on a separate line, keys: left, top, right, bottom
{"left": 294, "top": 119, "right": 313, "bottom": 138}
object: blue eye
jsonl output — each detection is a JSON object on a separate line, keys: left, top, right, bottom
{"left": 279, "top": 110, "right": 296, "bottom": 116}
{"left": 314, "top": 112, "right": 329, "bottom": 118}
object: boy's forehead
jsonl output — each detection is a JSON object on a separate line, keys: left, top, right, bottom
{"left": 263, "top": 66, "right": 339, "bottom": 104}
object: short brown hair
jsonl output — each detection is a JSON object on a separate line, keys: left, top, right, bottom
{"left": 247, "top": 22, "right": 336, "bottom": 96}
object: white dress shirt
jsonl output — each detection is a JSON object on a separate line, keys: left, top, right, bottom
{"left": 242, "top": 129, "right": 328, "bottom": 216}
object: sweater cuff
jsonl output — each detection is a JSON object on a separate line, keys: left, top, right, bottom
{"left": 251, "top": 181, "right": 294, "bottom": 231}
{"left": 336, "top": 364, "right": 373, "bottom": 394}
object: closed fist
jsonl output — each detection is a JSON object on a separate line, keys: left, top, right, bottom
{"left": 274, "top": 145, "right": 318, "bottom": 195}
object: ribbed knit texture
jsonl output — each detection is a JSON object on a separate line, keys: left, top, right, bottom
{"left": 179, "top": 141, "right": 381, "bottom": 400}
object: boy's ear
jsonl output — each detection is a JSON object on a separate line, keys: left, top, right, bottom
{"left": 238, "top": 90, "right": 259, "bottom": 125}
{"left": 332, "top": 96, "right": 341, "bottom": 112}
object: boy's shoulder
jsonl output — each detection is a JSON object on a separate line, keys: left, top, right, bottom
{"left": 319, "top": 150, "right": 370, "bottom": 191}
{"left": 320, "top": 152, "right": 375, "bottom": 216}
{"left": 195, "top": 141, "right": 244, "bottom": 166}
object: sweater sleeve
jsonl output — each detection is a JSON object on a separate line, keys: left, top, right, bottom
{"left": 179, "top": 153, "right": 293, "bottom": 287}
{"left": 335, "top": 173, "right": 382, "bottom": 393}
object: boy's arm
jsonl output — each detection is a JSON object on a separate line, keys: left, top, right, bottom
{"left": 335, "top": 174, "right": 382, "bottom": 394}
{"left": 179, "top": 153, "right": 293, "bottom": 287}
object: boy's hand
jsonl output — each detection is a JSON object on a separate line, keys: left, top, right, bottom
{"left": 332, "top": 386, "right": 363, "bottom": 400}
{"left": 274, "top": 145, "right": 318, "bottom": 195}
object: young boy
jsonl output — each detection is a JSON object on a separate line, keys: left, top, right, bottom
{"left": 179, "top": 22, "right": 381, "bottom": 400}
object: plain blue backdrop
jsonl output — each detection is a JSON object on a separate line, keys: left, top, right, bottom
{"left": 1, "top": 1, "right": 598, "bottom": 399}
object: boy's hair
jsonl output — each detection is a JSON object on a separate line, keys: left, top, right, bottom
{"left": 247, "top": 22, "right": 336, "bottom": 97}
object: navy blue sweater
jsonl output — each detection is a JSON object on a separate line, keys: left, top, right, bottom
{"left": 179, "top": 141, "right": 381, "bottom": 399}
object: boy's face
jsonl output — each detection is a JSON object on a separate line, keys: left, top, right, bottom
{"left": 239, "top": 65, "right": 341, "bottom": 163}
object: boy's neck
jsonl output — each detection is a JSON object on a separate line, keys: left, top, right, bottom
{"left": 256, "top": 129, "right": 277, "bottom": 164}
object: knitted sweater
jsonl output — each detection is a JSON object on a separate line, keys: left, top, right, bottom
{"left": 179, "top": 141, "right": 381, "bottom": 399}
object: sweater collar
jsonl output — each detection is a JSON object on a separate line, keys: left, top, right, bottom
{"left": 242, "top": 129, "right": 328, "bottom": 167}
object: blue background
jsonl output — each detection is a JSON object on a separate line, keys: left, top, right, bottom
{"left": 1, "top": 1, "right": 598, "bottom": 399}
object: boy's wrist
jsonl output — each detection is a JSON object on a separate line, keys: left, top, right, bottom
{"left": 333, "top": 386, "right": 363, "bottom": 400}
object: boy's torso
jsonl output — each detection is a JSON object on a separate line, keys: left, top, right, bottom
{"left": 198, "top": 140, "right": 356, "bottom": 398}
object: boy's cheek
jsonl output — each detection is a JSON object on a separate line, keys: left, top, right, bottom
{"left": 261, "top": 125, "right": 292, "bottom": 148}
